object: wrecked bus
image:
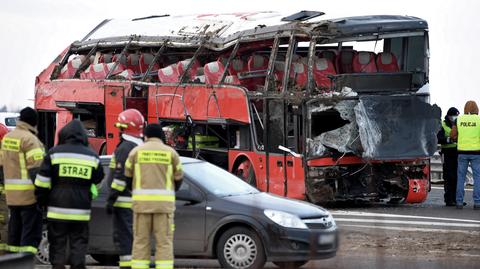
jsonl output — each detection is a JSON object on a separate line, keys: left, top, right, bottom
{"left": 34, "top": 11, "right": 440, "bottom": 204}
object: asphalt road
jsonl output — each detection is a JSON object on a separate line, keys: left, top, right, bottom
{"left": 35, "top": 184, "right": 480, "bottom": 269}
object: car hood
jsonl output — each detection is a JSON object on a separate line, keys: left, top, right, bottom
{"left": 222, "top": 192, "right": 329, "bottom": 218}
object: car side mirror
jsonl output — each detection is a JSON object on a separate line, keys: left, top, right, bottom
{"left": 176, "top": 189, "right": 202, "bottom": 204}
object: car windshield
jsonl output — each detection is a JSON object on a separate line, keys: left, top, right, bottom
{"left": 5, "top": 117, "right": 17, "bottom": 127}
{"left": 184, "top": 161, "right": 259, "bottom": 197}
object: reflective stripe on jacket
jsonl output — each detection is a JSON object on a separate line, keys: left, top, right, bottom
{"left": 441, "top": 121, "right": 456, "bottom": 149}
{"left": 124, "top": 137, "right": 183, "bottom": 213}
{"left": 457, "top": 114, "right": 480, "bottom": 151}
{"left": 1, "top": 121, "right": 44, "bottom": 206}
{"left": 34, "top": 120, "right": 104, "bottom": 222}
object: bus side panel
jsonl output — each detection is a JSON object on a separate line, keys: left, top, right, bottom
{"left": 286, "top": 155, "right": 305, "bottom": 200}
{"left": 104, "top": 86, "right": 125, "bottom": 154}
{"left": 228, "top": 151, "right": 267, "bottom": 192}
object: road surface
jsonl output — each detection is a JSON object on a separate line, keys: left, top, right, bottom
{"left": 35, "top": 184, "right": 480, "bottom": 269}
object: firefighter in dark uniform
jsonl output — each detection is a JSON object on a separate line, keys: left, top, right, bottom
{"left": 106, "top": 109, "right": 145, "bottom": 269}
{"left": 1, "top": 107, "right": 44, "bottom": 254}
{"left": 437, "top": 107, "right": 460, "bottom": 206}
{"left": 0, "top": 123, "right": 9, "bottom": 254}
{"left": 35, "top": 120, "right": 104, "bottom": 269}
{"left": 126, "top": 124, "right": 183, "bottom": 269}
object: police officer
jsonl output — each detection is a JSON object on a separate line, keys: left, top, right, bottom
{"left": 125, "top": 124, "right": 182, "bottom": 269}
{"left": 106, "top": 109, "right": 145, "bottom": 269}
{"left": 35, "top": 120, "right": 104, "bottom": 269}
{"left": 1, "top": 107, "right": 44, "bottom": 254}
{"left": 437, "top": 107, "right": 460, "bottom": 206}
{"left": 0, "top": 123, "right": 9, "bottom": 254}
{"left": 451, "top": 100, "right": 480, "bottom": 209}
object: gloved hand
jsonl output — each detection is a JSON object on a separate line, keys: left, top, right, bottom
{"left": 106, "top": 202, "right": 114, "bottom": 215}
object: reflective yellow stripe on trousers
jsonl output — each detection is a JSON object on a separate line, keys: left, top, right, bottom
{"left": 155, "top": 260, "right": 174, "bottom": 269}
{"left": 131, "top": 259, "right": 150, "bottom": 269}
{"left": 113, "top": 196, "right": 132, "bottom": 208}
{"left": 7, "top": 245, "right": 38, "bottom": 254}
{"left": 47, "top": 206, "right": 91, "bottom": 221}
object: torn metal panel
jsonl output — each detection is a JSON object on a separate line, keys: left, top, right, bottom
{"left": 354, "top": 95, "right": 441, "bottom": 160}
{"left": 307, "top": 99, "right": 362, "bottom": 157}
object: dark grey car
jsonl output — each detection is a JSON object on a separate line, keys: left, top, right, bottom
{"left": 37, "top": 156, "right": 338, "bottom": 269}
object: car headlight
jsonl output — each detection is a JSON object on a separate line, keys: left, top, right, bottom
{"left": 264, "top": 209, "right": 308, "bottom": 229}
{"left": 324, "top": 213, "right": 337, "bottom": 229}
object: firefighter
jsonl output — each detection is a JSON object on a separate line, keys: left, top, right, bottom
{"left": 125, "top": 124, "right": 183, "bottom": 269}
{"left": 451, "top": 100, "right": 480, "bottom": 209}
{"left": 437, "top": 107, "right": 460, "bottom": 206}
{"left": 0, "top": 123, "right": 9, "bottom": 254}
{"left": 1, "top": 107, "right": 44, "bottom": 254}
{"left": 34, "top": 119, "right": 104, "bottom": 269}
{"left": 106, "top": 109, "right": 145, "bottom": 269}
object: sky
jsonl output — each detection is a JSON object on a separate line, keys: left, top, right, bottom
{"left": 1, "top": 0, "right": 479, "bottom": 115}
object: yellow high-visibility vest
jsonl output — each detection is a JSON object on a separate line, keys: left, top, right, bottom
{"left": 441, "top": 122, "right": 456, "bottom": 149}
{"left": 457, "top": 114, "right": 480, "bottom": 151}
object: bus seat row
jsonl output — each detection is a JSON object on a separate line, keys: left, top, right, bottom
{"left": 318, "top": 50, "right": 400, "bottom": 74}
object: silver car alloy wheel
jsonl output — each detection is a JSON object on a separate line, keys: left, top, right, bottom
{"left": 36, "top": 230, "right": 50, "bottom": 264}
{"left": 223, "top": 233, "right": 257, "bottom": 269}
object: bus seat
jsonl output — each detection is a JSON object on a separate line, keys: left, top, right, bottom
{"left": 353, "top": 51, "right": 377, "bottom": 73}
{"left": 98, "top": 53, "right": 113, "bottom": 64}
{"left": 58, "top": 55, "right": 86, "bottom": 79}
{"left": 228, "top": 58, "right": 247, "bottom": 76}
{"left": 158, "top": 65, "right": 180, "bottom": 83}
{"left": 376, "top": 52, "right": 399, "bottom": 72}
{"left": 247, "top": 55, "right": 268, "bottom": 89}
{"left": 313, "top": 58, "right": 336, "bottom": 90}
{"left": 112, "top": 54, "right": 128, "bottom": 70}
{"left": 336, "top": 50, "right": 357, "bottom": 73}
{"left": 177, "top": 59, "right": 200, "bottom": 81}
{"left": 127, "top": 54, "right": 141, "bottom": 74}
{"left": 317, "top": 50, "right": 337, "bottom": 67}
{"left": 139, "top": 53, "right": 160, "bottom": 74}
{"left": 204, "top": 61, "right": 240, "bottom": 85}
{"left": 289, "top": 62, "right": 307, "bottom": 90}
{"left": 80, "top": 63, "right": 125, "bottom": 80}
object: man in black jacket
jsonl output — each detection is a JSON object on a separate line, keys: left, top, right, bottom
{"left": 106, "top": 109, "right": 145, "bottom": 269}
{"left": 34, "top": 120, "right": 104, "bottom": 269}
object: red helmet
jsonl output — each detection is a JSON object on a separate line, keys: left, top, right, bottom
{"left": 0, "top": 123, "right": 8, "bottom": 141}
{"left": 115, "top": 109, "right": 145, "bottom": 137}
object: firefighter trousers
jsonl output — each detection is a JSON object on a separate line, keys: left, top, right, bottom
{"left": 131, "top": 212, "right": 174, "bottom": 269}
{"left": 113, "top": 207, "right": 133, "bottom": 268}
{"left": 48, "top": 221, "right": 89, "bottom": 269}
{"left": 7, "top": 204, "right": 42, "bottom": 254}
{"left": 0, "top": 190, "right": 8, "bottom": 254}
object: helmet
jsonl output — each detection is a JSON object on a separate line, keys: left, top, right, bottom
{"left": 115, "top": 109, "right": 145, "bottom": 137}
{"left": 0, "top": 123, "right": 8, "bottom": 141}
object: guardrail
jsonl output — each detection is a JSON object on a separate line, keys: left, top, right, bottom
{"left": 430, "top": 151, "right": 473, "bottom": 184}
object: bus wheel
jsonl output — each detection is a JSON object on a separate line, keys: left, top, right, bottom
{"left": 234, "top": 160, "right": 256, "bottom": 187}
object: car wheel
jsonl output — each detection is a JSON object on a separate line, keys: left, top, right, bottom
{"left": 217, "top": 227, "right": 266, "bottom": 269}
{"left": 234, "top": 160, "right": 257, "bottom": 187}
{"left": 36, "top": 230, "right": 50, "bottom": 264}
{"left": 273, "top": 261, "right": 308, "bottom": 269}
{"left": 90, "top": 254, "right": 119, "bottom": 265}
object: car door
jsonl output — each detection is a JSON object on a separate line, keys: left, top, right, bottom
{"left": 174, "top": 179, "right": 207, "bottom": 254}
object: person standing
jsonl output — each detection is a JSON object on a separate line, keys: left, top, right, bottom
{"left": 125, "top": 124, "right": 183, "bottom": 269}
{"left": 34, "top": 120, "right": 104, "bottom": 269}
{"left": 451, "top": 100, "right": 480, "bottom": 209}
{"left": 1, "top": 107, "right": 44, "bottom": 254}
{"left": 437, "top": 107, "right": 460, "bottom": 206}
{"left": 106, "top": 109, "right": 145, "bottom": 269}
{"left": 0, "top": 123, "right": 9, "bottom": 254}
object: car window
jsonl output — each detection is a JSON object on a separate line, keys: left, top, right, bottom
{"left": 184, "top": 162, "right": 259, "bottom": 197}
{"left": 5, "top": 117, "right": 17, "bottom": 127}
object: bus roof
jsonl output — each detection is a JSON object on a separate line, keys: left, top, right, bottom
{"left": 76, "top": 11, "right": 428, "bottom": 50}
